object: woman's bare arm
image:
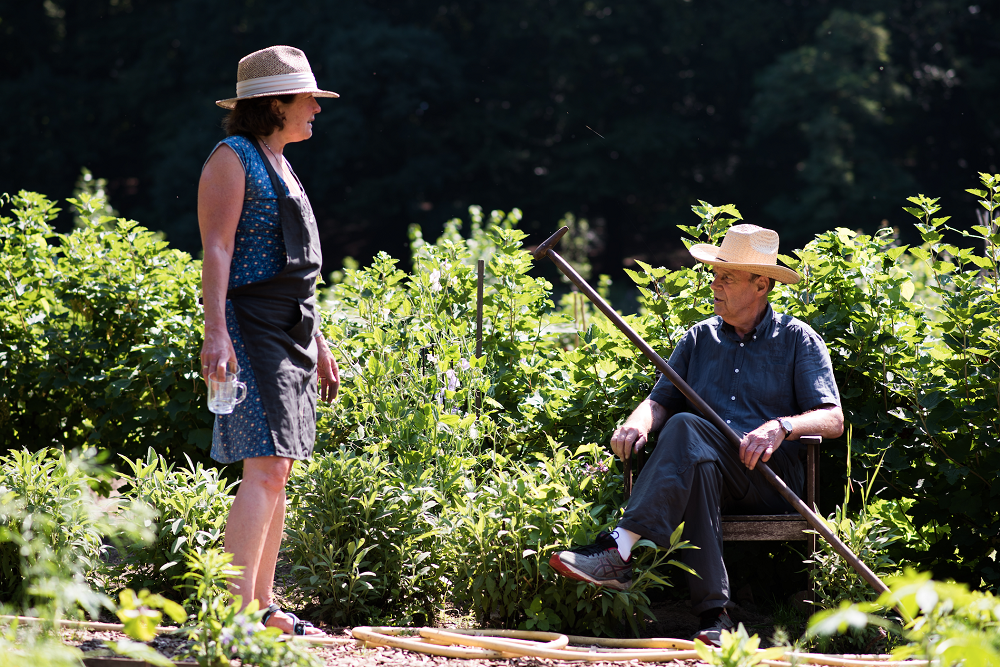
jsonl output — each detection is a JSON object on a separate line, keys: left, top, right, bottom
{"left": 198, "top": 145, "right": 244, "bottom": 379}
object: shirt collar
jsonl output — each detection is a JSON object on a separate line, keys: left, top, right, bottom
{"left": 718, "top": 303, "right": 776, "bottom": 342}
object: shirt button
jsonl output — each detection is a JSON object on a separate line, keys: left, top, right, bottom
{"left": 735, "top": 369, "right": 740, "bottom": 373}
{"left": 740, "top": 343, "right": 745, "bottom": 347}
{"left": 726, "top": 420, "right": 731, "bottom": 424}
{"left": 731, "top": 396, "right": 736, "bottom": 401}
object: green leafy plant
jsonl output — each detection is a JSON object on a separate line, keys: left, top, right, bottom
{"left": 443, "top": 442, "right": 693, "bottom": 636}
{"left": 0, "top": 447, "right": 170, "bottom": 667}
{"left": 0, "top": 448, "right": 155, "bottom": 616}
{"left": 0, "top": 190, "right": 213, "bottom": 465}
{"left": 694, "top": 623, "right": 785, "bottom": 667}
{"left": 808, "top": 570, "right": 1000, "bottom": 666}
{"left": 768, "top": 174, "right": 1000, "bottom": 588}
{"left": 178, "top": 548, "right": 322, "bottom": 667}
{"left": 284, "top": 447, "right": 446, "bottom": 626}
{"left": 115, "top": 449, "right": 237, "bottom": 597}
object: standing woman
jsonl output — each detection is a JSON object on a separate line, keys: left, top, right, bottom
{"left": 199, "top": 45, "right": 339, "bottom": 636}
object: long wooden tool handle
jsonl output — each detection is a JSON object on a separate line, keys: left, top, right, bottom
{"left": 533, "top": 227, "right": 903, "bottom": 615}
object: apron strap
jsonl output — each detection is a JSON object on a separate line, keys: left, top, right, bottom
{"left": 247, "top": 135, "right": 288, "bottom": 200}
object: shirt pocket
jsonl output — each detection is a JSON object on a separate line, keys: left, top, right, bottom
{"left": 758, "top": 352, "right": 793, "bottom": 413}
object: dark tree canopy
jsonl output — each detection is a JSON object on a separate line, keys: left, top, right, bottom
{"left": 1, "top": 0, "right": 997, "bottom": 277}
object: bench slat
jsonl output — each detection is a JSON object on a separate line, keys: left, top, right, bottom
{"left": 722, "top": 515, "right": 808, "bottom": 541}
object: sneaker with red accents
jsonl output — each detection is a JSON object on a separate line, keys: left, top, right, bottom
{"left": 693, "top": 608, "right": 734, "bottom": 647}
{"left": 548, "top": 531, "right": 633, "bottom": 591}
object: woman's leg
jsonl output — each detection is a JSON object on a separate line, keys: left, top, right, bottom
{"left": 253, "top": 491, "right": 324, "bottom": 636}
{"left": 253, "top": 486, "right": 286, "bottom": 608}
{"left": 224, "top": 456, "right": 293, "bottom": 607}
{"left": 225, "top": 456, "right": 325, "bottom": 636}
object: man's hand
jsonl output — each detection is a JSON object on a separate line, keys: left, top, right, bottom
{"left": 610, "top": 425, "right": 648, "bottom": 461}
{"left": 739, "top": 420, "right": 784, "bottom": 470}
{"left": 609, "top": 398, "right": 670, "bottom": 461}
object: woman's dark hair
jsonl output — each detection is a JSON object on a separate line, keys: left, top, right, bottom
{"left": 223, "top": 94, "right": 296, "bottom": 137}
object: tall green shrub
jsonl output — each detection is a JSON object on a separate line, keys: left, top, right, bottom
{"left": 284, "top": 447, "right": 448, "bottom": 626}
{"left": 763, "top": 175, "right": 1000, "bottom": 588}
{"left": 0, "top": 191, "right": 213, "bottom": 464}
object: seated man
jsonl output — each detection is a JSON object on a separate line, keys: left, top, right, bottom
{"left": 550, "top": 224, "right": 844, "bottom": 645}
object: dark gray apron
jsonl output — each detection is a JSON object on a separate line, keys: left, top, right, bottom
{"left": 226, "top": 137, "right": 323, "bottom": 459}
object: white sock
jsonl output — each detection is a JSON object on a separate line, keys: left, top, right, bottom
{"left": 610, "top": 527, "right": 640, "bottom": 561}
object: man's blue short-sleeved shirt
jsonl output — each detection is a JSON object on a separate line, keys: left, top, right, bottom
{"left": 648, "top": 304, "right": 840, "bottom": 435}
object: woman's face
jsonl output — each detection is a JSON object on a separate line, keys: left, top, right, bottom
{"left": 275, "top": 93, "right": 321, "bottom": 142}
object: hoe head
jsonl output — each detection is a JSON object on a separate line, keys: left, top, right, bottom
{"left": 531, "top": 226, "right": 569, "bottom": 260}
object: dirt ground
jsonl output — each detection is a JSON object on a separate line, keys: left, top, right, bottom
{"left": 63, "top": 550, "right": 814, "bottom": 666}
{"left": 61, "top": 596, "right": 802, "bottom": 667}
{"left": 62, "top": 625, "right": 711, "bottom": 667}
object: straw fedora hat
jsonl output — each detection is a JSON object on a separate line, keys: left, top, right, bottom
{"left": 689, "top": 224, "right": 800, "bottom": 284}
{"left": 216, "top": 45, "right": 339, "bottom": 109}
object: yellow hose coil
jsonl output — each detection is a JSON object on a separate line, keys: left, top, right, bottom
{"left": 352, "top": 626, "right": 929, "bottom": 666}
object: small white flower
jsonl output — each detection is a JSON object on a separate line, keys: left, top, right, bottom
{"left": 445, "top": 369, "right": 459, "bottom": 391}
{"left": 429, "top": 270, "right": 442, "bottom": 292}
{"left": 460, "top": 358, "right": 470, "bottom": 371}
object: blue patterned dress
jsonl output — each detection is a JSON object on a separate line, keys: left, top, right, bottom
{"left": 209, "top": 135, "right": 291, "bottom": 464}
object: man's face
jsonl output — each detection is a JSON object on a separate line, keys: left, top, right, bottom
{"left": 710, "top": 268, "right": 765, "bottom": 324}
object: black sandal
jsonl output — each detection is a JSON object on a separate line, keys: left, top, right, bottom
{"left": 260, "top": 603, "right": 321, "bottom": 636}
{"left": 260, "top": 603, "right": 282, "bottom": 627}
{"left": 284, "top": 611, "right": 317, "bottom": 636}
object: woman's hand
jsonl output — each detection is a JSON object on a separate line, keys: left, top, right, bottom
{"left": 201, "top": 327, "right": 238, "bottom": 381}
{"left": 316, "top": 335, "right": 340, "bottom": 402}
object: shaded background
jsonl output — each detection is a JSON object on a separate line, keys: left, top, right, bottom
{"left": 2, "top": 0, "right": 998, "bottom": 281}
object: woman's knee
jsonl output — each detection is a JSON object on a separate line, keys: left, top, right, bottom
{"left": 242, "top": 457, "right": 293, "bottom": 494}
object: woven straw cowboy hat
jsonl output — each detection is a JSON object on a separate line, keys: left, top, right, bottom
{"left": 216, "top": 45, "right": 339, "bottom": 109}
{"left": 689, "top": 224, "right": 801, "bottom": 284}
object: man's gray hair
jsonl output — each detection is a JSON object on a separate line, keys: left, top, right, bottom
{"left": 749, "top": 273, "right": 776, "bottom": 294}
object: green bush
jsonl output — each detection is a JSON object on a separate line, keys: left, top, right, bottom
{"left": 284, "top": 447, "right": 446, "bottom": 626}
{"left": 0, "top": 191, "right": 214, "bottom": 464}
{"left": 765, "top": 176, "right": 1000, "bottom": 588}
{"left": 442, "top": 442, "right": 692, "bottom": 636}
{"left": 114, "top": 449, "right": 237, "bottom": 599}
{"left": 284, "top": 441, "right": 690, "bottom": 634}
{"left": 0, "top": 447, "right": 154, "bottom": 617}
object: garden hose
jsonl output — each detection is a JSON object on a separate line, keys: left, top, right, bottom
{"left": 353, "top": 626, "right": 929, "bottom": 667}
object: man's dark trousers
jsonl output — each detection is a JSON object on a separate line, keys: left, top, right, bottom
{"left": 617, "top": 412, "right": 802, "bottom": 613}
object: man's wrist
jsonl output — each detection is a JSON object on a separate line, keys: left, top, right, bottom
{"left": 777, "top": 417, "right": 794, "bottom": 440}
